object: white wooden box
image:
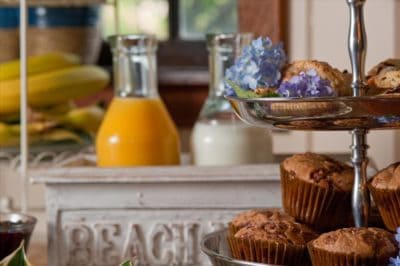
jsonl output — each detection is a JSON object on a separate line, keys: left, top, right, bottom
{"left": 32, "top": 164, "right": 282, "bottom": 266}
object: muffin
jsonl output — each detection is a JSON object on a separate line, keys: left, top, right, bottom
{"left": 228, "top": 218, "right": 318, "bottom": 266}
{"left": 280, "top": 152, "right": 354, "bottom": 229}
{"left": 368, "top": 161, "right": 400, "bottom": 231}
{"left": 281, "top": 60, "right": 352, "bottom": 96}
{"left": 229, "top": 208, "right": 294, "bottom": 235}
{"left": 366, "top": 58, "right": 400, "bottom": 95}
{"left": 308, "top": 227, "right": 398, "bottom": 266}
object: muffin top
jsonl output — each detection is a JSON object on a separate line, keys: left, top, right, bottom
{"left": 311, "top": 227, "right": 398, "bottom": 257}
{"left": 281, "top": 152, "right": 354, "bottom": 191}
{"left": 282, "top": 60, "right": 351, "bottom": 96}
{"left": 230, "top": 209, "right": 295, "bottom": 229}
{"left": 369, "top": 162, "right": 400, "bottom": 190}
{"left": 234, "top": 219, "right": 318, "bottom": 246}
{"left": 366, "top": 58, "right": 400, "bottom": 95}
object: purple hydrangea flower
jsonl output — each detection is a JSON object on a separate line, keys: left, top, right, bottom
{"left": 389, "top": 227, "right": 400, "bottom": 266}
{"left": 224, "top": 37, "right": 286, "bottom": 96}
{"left": 396, "top": 227, "right": 400, "bottom": 243}
{"left": 277, "top": 69, "right": 336, "bottom": 98}
{"left": 389, "top": 256, "right": 400, "bottom": 266}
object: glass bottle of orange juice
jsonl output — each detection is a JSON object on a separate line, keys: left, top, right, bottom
{"left": 96, "top": 35, "right": 180, "bottom": 167}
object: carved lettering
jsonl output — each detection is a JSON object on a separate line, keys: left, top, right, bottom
{"left": 94, "top": 223, "right": 121, "bottom": 266}
{"left": 171, "top": 223, "right": 199, "bottom": 264}
{"left": 62, "top": 217, "right": 231, "bottom": 266}
{"left": 122, "top": 224, "right": 148, "bottom": 265}
{"left": 149, "top": 223, "right": 173, "bottom": 264}
{"left": 64, "top": 224, "right": 93, "bottom": 266}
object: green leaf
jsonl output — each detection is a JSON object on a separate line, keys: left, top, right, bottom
{"left": 226, "top": 80, "right": 280, "bottom": 98}
{"left": 0, "top": 241, "right": 31, "bottom": 266}
{"left": 226, "top": 80, "right": 260, "bottom": 98}
{"left": 119, "top": 260, "right": 134, "bottom": 266}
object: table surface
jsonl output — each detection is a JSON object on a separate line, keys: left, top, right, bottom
{"left": 29, "top": 243, "right": 47, "bottom": 266}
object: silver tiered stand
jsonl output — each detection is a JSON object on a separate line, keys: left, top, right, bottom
{"left": 202, "top": 0, "right": 400, "bottom": 265}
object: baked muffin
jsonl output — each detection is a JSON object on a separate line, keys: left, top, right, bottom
{"left": 280, "top": 152, "right": 354, "bottom": 229}
{"left": 308, "top": 227, "right": 398, "bottom": 266}
{"left": 368, "top": 161, "right": 400, "bottom": 231}
{"left": 282, "top": 60, "right": 351, "bottom": 96}
{"left": 366, "top": 58, "right": 400, "bottom": 95}
{"left": 229, "top": 208, "right": 294, "bottom": 235}
{"left": 228, "top": 218, "right": 318, "bottom": 266}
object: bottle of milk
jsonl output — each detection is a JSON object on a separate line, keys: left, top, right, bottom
{"left": 190, "top": 33, "right": 273, "bottom": 165}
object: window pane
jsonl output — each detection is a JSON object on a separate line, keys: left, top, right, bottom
{"left": 179, "top": 0, "right": 238, "bottom": 40}
{"left": 101, "top": 0, "right": 169, "bottom": 40}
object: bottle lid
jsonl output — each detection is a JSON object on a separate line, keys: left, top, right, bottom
{"left": 108, "top": 34, "right": 158, "bottom": 55}
{"left": 206, "top": 32, "right": 253, "bottom": 52}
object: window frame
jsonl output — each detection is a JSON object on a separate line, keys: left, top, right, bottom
{"left": 158, "top": 0, "right": 288, "bottom": 127}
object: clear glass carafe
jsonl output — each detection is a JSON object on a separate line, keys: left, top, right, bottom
{"left": 190, "top": 33, "right": 273, "bottom": 165}
{"left": 96, "top": 34, "right": 180, "bottom": 167}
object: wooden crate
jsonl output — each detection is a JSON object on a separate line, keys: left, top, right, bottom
{"left": 32, "top": 164, "right": 281, "bottom": 266}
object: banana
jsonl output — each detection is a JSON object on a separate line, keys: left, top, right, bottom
{"left": 0, "top": 65, "right": 110, "bottom": 115}
{"left": 0, "top": 52, "right": 80, "bottom": 81}
{"left": 0, "top": 121, "right": 83, "bottom": 147}
{"left": 60, "top": 105, "right": 105, "bottom": 135}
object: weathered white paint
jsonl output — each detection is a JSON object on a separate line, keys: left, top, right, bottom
{"left": 32, "top": 164, "right": 282, "bottom": 265}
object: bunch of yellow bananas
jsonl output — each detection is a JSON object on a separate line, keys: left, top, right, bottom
{"left": 0, "top": 52, "right": 110, "bottom": 147}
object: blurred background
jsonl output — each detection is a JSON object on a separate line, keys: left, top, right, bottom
{"left": 0, "top": 0, "right": 400, "bottom": 264}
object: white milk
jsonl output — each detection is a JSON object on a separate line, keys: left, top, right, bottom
{"left": 190, "top": 120, "right": 273, "bottom": 165}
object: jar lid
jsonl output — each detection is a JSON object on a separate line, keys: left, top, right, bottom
{"left": 0, "top": 0, "right": 105, "bottom": 6}
{"left": 29, "top": 6, "right": 99, "bottom": 27}
{"left": 0, "top": 6, "right": 100, "bottom": 27}
{"left": 0, "top": 7, "right": 18, "bottom": 28}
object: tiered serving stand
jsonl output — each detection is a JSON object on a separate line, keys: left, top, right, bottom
{"left": 202, "top": 0, "right": 400, "bottom": 265}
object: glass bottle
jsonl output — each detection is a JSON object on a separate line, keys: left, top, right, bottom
{"left": 190, "top": 33, "right": 273, "bottom": 165}
{"left": 96, "top": 34, "right": 180, "bottom": 167}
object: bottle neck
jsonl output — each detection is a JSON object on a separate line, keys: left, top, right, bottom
{"left": 208, "top": 47, "right": 234, "bottom": 97}
{"left": 113, "top": 51, "right": 158, "bottom": 98}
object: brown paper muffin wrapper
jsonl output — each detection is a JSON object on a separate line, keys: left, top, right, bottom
{"left": 269, "top": 101, "right": 341, "bottom": 118}
{"left": 228, "top": 223, "right": 239, "bottom": 238}
{"left": 368, "top": 184, "right": 400, "bottom": 232}
{"left": 308, "top": 242, "right": 396, "bottom": 266}
{"left": 280, "top": 165, "right": 352, "bottom": 230}
{"left": 227, "top": 235, "right": 310, "bottom": 266}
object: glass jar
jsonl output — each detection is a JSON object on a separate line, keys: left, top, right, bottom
{"left": 0, "top": 7, "right": 18, "bottom": 62}
{"left": 190, "top": 33, "right": 273, "bottom": 165}
{"left": 96, "top": 35, "right": 180, "bottom": 167}
{"left": 27, "top": 6, "right": 101, "bottom": 63}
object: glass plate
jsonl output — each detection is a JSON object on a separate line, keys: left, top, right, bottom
{"left": 227, "top": 95, "right": 400, "bottom": 130}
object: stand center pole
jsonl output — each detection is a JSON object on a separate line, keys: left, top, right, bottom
{"left": 347, "top": 0, "right": 369, "bottom": 227}
{"left": 351, "top": 129, "right": 370, "bottom": 227}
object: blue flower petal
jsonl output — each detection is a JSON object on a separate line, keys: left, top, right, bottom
{"left": 277, "top": 70, "right": 337, "bottom": 98}
{"left": 224, "top": 37, "right": 287, "bottom": 94}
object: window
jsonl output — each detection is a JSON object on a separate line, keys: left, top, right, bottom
{"left": 101, "top": 0, "right": 238, "bottom": 41}
{"left": 99, "top": 0, "right": 288, "bottom": 127}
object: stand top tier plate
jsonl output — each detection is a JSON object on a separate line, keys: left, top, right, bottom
{"left": 227, "top": 95, "right": 400, "bottom": 131}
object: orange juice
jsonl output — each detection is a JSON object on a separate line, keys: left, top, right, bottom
{"left": 96, "top": 97, "right": 180, "bottom": 166}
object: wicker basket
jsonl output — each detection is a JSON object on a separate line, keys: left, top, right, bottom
{"left": 27, "top": 6, "right": 103, "bottom": 63}
{"left": 0, "top": 2, "right": 106, "bottom": 64}
{"left": 0, "top": 7, "right": 18, "bottom": 63}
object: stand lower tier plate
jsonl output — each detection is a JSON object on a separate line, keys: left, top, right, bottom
{"left": 201, "top": 229, "right": 281, "bottom": 266}
{"left": 227, "top": 95, "right": 400, "bottom": 130}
